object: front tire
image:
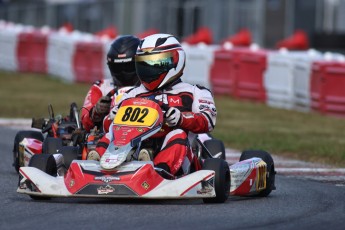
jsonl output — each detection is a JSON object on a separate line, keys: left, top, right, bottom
{"left": 202, "top": 158, "right": 230, "bottom": 203}
{"left": 29, "top": 154, "right": 57, "bottom": 176}
{"left": 28, "top": 154, "right": 57, "bottom": 200}
{"left": 240, "top": 150, "right": 276, "bottom": 197}
{"left": 13, "top": 130, "right": 44, "bottom": 173}
{"left": 202, "top": 139, "right": 226, "bottom": 160}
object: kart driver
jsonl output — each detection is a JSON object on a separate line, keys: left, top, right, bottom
{"left": 90, "top": 33, "right": 217, "bottom": 176}
{"left": 81, "top": 35, "right": 140, "bottom": 133}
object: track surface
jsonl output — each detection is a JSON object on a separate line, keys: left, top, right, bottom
{"left": 0, "top": 125, "right": 344, "bottom": 230}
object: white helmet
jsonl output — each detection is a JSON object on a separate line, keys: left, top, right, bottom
{"left": 135, "top": 33, "right": 186, "bottom": 91}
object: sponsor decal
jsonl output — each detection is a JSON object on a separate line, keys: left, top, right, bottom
{"left": 154, "top": 94, "right": 168, "bottom": 104}
{"left": 133, "top": 101, "right": 149, "bottom": 105}
{"left": 118, "top": 54, "right": 126, "bottom": 58}
{"left": 199, "top": 99, "right": 214, "bottom": 105}
{"left": 94, "top": 176, "right": 120, "bottom": 183}
{"left": 199, "top": 104, "right": 210, "bottom": 110}
{"left": 168, "top": 96, "right": 182, "bottom": 106}
{"left": 137, "top": 128, "right": 144, "bottom": 132}
{"left": 141, "top": 181, "right": 150, "bottom": 190}
{"left": 105, "top": 156, "right": 119, "bottom": 163}
{"left": 97, "top": 185, "right": 115, "bottom": 195}
{"left": 114, "top": 58, "right": 132, "bottom": 63}
{"left": 69, "top": 179, "right": 75, "bottom": 188}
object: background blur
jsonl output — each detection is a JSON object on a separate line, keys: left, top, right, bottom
{"left": 1, "top": 0, "right": 345, "bottom": 52}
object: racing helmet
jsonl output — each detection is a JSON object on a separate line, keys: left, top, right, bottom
{"left": 135, "top": 34, "right": 186, "bottom": 91}
{"left": 107, "top": 35, "right": 140, "bottom": 87}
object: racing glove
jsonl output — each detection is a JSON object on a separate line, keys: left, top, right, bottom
{"left": 165, "top": 107, "right": 181, "bottom": 127}
{"left": 91, "top": 96, "right": 111, "bottom": 122}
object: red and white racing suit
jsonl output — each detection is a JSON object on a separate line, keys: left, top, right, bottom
{"left": 81, "top": 79, "right": 115, "bottom": 132}
{"left": 81, "top": 79, "right": 134, "bottom": 132}
{"left": 95, "top": 80, "right": 217, "bottom": 175}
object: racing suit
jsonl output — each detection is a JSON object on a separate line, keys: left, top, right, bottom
{"left": 95, "top": 80, "right": 217, "bottom": 175}
{"left": 81, "top": 79, "right": 115, "bottom": 132}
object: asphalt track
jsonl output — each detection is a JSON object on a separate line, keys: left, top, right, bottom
{"left": 0, "top": 125, "right": 344, "bottom": 230}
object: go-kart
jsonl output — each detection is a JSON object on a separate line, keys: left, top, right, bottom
{"left": 12, "top": 102, "right": 82, "bottom": 173}
{"left": 17, "top": 98, "right": 276, "bottom": 203}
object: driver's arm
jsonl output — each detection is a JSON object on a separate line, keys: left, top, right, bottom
{"left": 179, "top": 85, "right": 217, "bottom": 133}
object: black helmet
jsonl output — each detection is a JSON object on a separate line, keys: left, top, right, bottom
{"left": 107, "top": 35, "right": 140, "bottom": 87}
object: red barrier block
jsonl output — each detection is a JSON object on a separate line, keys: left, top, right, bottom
{"left": 234, "top": 48, "right": 267, "bottom": 102}
{"left": 310, "top": 61, "right": 326, "bottom": 111}
{"left": 221, "top": 29, "right": 252, "bottom": 47}
{"left": 73, "top": 41, "right": 105, "bottom": 83}
{"left": 310, "top": 61, "right": 345, "bottom": 117}
{"left": 275, "top": 30, "right": 309, "bottom": 50}
{"left": 183, "top": 27, "right": 213, "bottom": 45}
{"left": 210, "top": 47, "right": 267, "bottom": 102}
{"left": 17, "top": 30, "right": 48, "bottom": 73}
{"left": 210, "top": 49, "right": 238, "bottom": 96}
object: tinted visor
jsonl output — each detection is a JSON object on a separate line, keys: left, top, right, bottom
{"left": 135, "top": 52, "right": 175, "bottom": 84}
{"left": 108, "top": 61, "right": 135, "bottom": 75}
{"left": 108, "top": 61, "right": 138, "bottom": 86}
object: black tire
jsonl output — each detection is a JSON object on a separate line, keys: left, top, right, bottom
{"left": 28, "top": 154, "right": 57, "bottom": 200}
{"left": 202, "top": 139, "right": 226, "bottom": 160}
{"left": 42, "top": 137, "right": 63, "bottom": 154}
{"left": 13, "top": 130, "right": 44, "bottom": 173}
{"left": 202, "top": 158, "right": 230, "bottom": 203}
{"left": 29, "top": 154, "right": 57, "bottom": 176}
{"left": 239, "top": 150, "right": 276, "bottom": 197}
{"left": 59, "top": 146, "right": 80, "bottom": 168}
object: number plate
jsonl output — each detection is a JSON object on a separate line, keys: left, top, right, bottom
{"left": 114, "top": 105, "right": 159, "bottom": 127}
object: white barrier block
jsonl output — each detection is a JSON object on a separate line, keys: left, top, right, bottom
{"left": 0, "top": 26, "right": 21, "bottom": 71}
{"left": 47, "top": 30, "right": 99, "bottom": 82}
{"left": 264, "top": 51, "right": 296, "bottom": 109}
{"left": 292, "top": 50, "right": 323, "bottom": 112}
{"left": 47, "top": 32, "right": 77, "bottom": 82}
{"left": 182, "top": 44, "right": 219, "bottom": 89}
{"left": 264, "top": 50, "right": 323, "bottom": 111}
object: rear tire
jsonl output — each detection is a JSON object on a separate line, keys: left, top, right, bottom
{"left": 42, "top": 137, "right": 62, "bottom": 154}
{"left": 13, "top": 130, "right": 44, "bottom": 173}
{"left": 59, "top": 146, "right": 80, "bottom": 168}
{"left": 240, "top": 150, "right": 276, "bottom": 197}
{"left": 202, "top": 158, "right": 230, "bottom": 203}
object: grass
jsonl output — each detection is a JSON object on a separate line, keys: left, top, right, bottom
{"left": 0, "top": 71, "right": 90, "bottom": 118}
{"left": 214, "top": 96, "right": 345, "bottom": 166}
{"left": 1, "top": 71, "right": 345, "bottom": 166}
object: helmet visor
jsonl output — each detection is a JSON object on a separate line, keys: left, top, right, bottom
{"left": 108, "top": 61, "right": 135, "bottom": 76}
{"left": 135, "top": 52, "right": 175, "bottom": 84}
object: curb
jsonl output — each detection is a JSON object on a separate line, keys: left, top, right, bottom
{"left": 0, "top": 118, "right": 32, "bottom": 127}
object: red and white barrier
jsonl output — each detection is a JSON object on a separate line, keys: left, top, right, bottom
{"left": 2, "top": 22, "right": 345, "bottom": 118}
